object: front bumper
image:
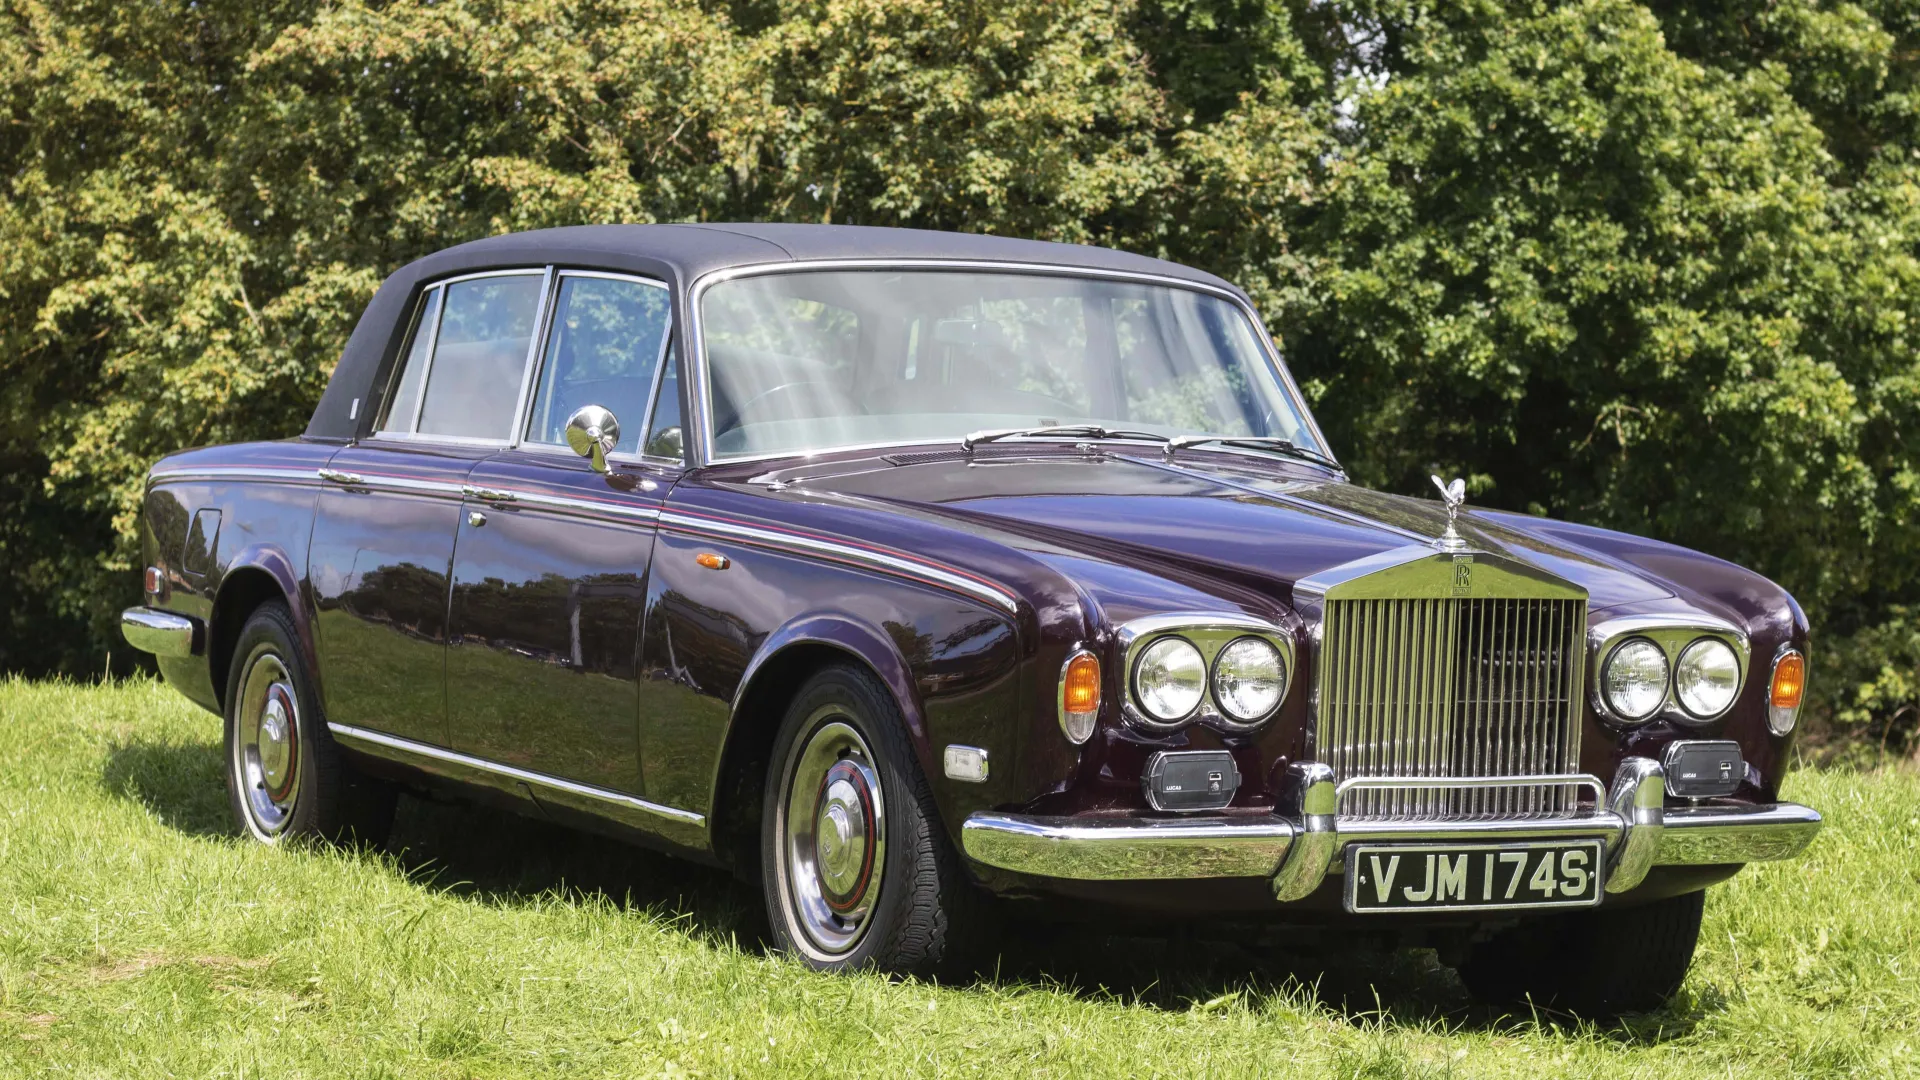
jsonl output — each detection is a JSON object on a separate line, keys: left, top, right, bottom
{"left": 961, "top": 758, "right": 1822, "bottom": 900}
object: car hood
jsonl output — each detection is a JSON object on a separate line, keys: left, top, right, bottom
{"left": 778, "top": 450, "right": 1674, "bottom": 613}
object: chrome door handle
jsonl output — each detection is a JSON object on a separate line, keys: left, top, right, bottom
{"left": 317, "top": 468, "right": 363, "bottom": 485}
{"left": 462, "top": 485, "right": 517, "bottom": 503}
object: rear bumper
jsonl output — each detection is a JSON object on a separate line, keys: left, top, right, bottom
{"left": 960, "top": 757, "right": 1821, "bottom": 900}
{"left": 120, "top": 606, "right": 202, "bottom": 658}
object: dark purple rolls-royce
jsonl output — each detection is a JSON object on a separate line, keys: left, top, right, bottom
{"left": 122, "top": 224, "right": 1820, "bottom": 1012}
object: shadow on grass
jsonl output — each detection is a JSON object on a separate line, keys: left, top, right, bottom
{"left": 99, "top": 739, "right": 1708, "bottom": 1042}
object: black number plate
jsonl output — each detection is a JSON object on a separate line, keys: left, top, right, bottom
{"left": 1344, "top": 840, "right": 1605, "bottom": 913}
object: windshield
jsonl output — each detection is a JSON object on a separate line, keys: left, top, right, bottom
{"left": 699, "top": 268, "right": 1325, "bottom": 461}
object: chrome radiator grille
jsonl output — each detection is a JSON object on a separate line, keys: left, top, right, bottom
{"left": 1315, "top": 597, "right": 1587, "bottom": 820}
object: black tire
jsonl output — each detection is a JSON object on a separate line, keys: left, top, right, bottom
{"left": 759, "top": 664, "right": 993, "bottom": 976}
{"left": 1457, "top": 889, "right": 1706, "bottom": 1016}
{"left": 223, "top": 602, "right": 395, "bottom": 847}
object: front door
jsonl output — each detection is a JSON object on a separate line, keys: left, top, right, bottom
{"left": 445, "top": 270, "right": 683, "bottom": 796}
{"left": 309, "top": 268, "right": 551, "bottom": 747}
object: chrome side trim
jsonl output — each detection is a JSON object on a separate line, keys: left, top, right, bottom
{"left": 150, "top": 466, "right": 325, "bottom": 488}
{"left": 326, "top": 722, "right": 705, "bottom": 826}
{"left": 961, "top": 813, "right": 1295, "bottom": 880}
{"left": 658, "top": 511, "right": 1020, "bottom": 614}
{"left": 684, "top": 258, "right": 1335, "bottom": 469}
{"left": 120, "top": 607, "right": 201, "bottom": 658}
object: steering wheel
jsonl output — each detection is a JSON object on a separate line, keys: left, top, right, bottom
{"left": 732, "top": 380, "right": 842, "bottom": 427}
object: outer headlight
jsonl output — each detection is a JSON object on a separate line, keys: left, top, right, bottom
{"left": 1603, "top": 639, "right": 1669, "bottom": 721}
{"left": 1675, "top": 637, "right": 1741, "bottom": 718}
{"left": 1211, "top": 636, "right": 1286, "bottom": 723}
{"left": 1133, "top": 637, "right": 1206, "bottom": 722}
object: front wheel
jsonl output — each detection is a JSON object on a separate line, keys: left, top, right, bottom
{"left": 1457, "top": 889, "right": 1705, "bottom": 1016}
{"left": 224, "top": 602, "right": 395, "bottom": 846}
{"left": 760, "top": 665, "right": 991, "bottom": 976}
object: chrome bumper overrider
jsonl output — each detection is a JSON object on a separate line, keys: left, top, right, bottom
{"left": 120, "top": 606, "right": 202, "bottom": 658}
{"left": 960, "top": 757, "right": 1822, "bottom": 899}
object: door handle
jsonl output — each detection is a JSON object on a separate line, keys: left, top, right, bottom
{"left": 317, "top": 468, "right": 363, "bottom": 485}
{"left": 462, "top": 485, "right": 517, "bottom": 503}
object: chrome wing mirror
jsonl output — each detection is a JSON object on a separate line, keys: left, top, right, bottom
{"left": 565, "top": 405, "right": 620, "bottom": 473}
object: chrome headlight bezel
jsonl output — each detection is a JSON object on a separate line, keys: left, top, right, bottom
{"left": 1588, "top": 615, "right": 1749, "bottom": 726}
{"left": 1116, "top": 614, "right": 1295, "bottom": 733}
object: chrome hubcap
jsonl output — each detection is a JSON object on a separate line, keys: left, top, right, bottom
{"left": 779, "top": 714, "right": 885, "bottom": 959}
{"left": 234, "top": 651, "right": 301, "bottom": 840}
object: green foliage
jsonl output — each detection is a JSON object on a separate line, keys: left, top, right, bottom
{"left": 2, "top": 0, "right": 1917, "bottom": 736}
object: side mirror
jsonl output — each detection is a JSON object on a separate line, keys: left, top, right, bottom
{"left": 565, "top": 405, "right": 621, "bottom": 473}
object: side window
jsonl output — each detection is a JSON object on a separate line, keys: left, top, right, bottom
{"left": 415, "top": 273, "right": 545, "bottom": 440}
{"left": 377, "top": 287, "right": 443, "bottom": 433}
{"left": 642, "top": 344, "right": 683, "bottom": 460}
{"left": 524, "top": 275, "right": 671, "bottom": 454}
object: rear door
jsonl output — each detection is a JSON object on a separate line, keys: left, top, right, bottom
{"left": 446, "top": 270, "right": 684, "bottom": 795}
{"left": 310, "top": 269, "right": 551, "bottom": 747}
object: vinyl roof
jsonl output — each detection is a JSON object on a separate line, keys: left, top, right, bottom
{"left": 307, "top": 223, "right": 1243, "bottom": 441}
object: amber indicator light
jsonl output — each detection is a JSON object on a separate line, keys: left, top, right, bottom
{"left": 1063, "top": 653, "right": 1101, "bottom": 717}
{"left": 143, "top": 566, "right": 164, "bottom": 595}
{"left": 1770, "top": 652, "right": 1806, "bottom": 709}
{"left": 694, "top": 552, "right": 731, "bottom": 570}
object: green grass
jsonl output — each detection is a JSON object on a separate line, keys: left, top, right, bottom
{"left": 2, "top": 678, "right": 1916, "bottom": 1078}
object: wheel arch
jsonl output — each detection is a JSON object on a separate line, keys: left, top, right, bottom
{"left": 707, "top": 615, "right": 927, "bottom": 875}
{"left": 208, "top": 544, "right": 317, "bottom": 712}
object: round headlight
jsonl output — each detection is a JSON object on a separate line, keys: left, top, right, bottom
{"left": 1211, "top": 637, "right": 1286, "bottom": 723}
{"left": 1603, "top": 639, "right": 1670, "bottom": 721}
{"left": 1133, "top": 637, "right": 1205, "bottom": 723}
{"left": 1675, "top": 637, "right": 1740, "bottom": 718}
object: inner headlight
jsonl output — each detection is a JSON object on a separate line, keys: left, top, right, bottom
{"left": 1211, "top": 636, "right": 1285, "bottom": 723}
{"left": 1603, "top": 639, "right": 1670, "bottom": 721}
{"left": 1133, "top": 637, "right": 1205, "bottom": 722}
{"left": 1675, "top": 638, "right": 1740, "bottom": 718}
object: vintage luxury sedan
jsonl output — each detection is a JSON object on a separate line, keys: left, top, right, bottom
{"left": 122, "top": 223, "right": 1821, "bottom": 1013}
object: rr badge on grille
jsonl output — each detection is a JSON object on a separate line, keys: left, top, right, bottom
{"left": 1451, "top": 556, "right": 1473, "bottom": 595}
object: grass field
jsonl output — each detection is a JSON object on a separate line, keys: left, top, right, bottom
{"left": 1, "top": 678, "right": 1915, "bottom": 1078}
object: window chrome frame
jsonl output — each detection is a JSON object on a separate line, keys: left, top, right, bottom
{"left": 367, "top": 267, "right": 553, "bottom": 448}
{"left": 507, "top": 268, "right": 683, "bottom": 469}
{"left": 684, "top": 259, "right": 1336, "bottom": 470}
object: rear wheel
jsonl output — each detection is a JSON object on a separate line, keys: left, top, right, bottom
{"left": 760, "top": 665, "right": 991, "bottom": 976}
{"left": 224, "top": 602, "right": 395, "bottom": 846}
{"left": 1457, "top": 889, "right": 1705, "bottom": 1016}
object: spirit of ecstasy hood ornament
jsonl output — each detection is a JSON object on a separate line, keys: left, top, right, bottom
{"left": 1430, "top": 475, "right": 1469, "bottom": 551}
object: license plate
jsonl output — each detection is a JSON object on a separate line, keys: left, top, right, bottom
{"left": 1344, "top": 840, "right": 1605, "bottom": 913}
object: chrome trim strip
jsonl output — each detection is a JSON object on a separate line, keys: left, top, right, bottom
{"left": 657, "top": 511, "right": 1020, "bottom": 614}
{"left": 500, "top": 489, "right": 662, "bottom": 524}
{"left": 149, "top": 466, "right": 324, "bottom": 487}
{"left": 326, "top": 722, "right": 705, "bottom": 826}
{"left": 961, "top": 813, "right": 1295, "bottom": 880}
{"left": 1335, "top": 773, "right": 1608, "bottom": 804}
{"left": 1272, "top": 761, "right": 1337, "bottom": 900}
{"left": 120, "top": 606, "right": 201, "bottom": 658}
{"left": 1606, "top": 757, "right": 1665, "bottom": 892}
{"left": 684, "top": 258, "right": 1335, "bottom": 469}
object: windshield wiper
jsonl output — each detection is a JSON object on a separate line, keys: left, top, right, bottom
{"left": 1164, "top": 434, "right": 1345, "bottom": 474}
{"left": 960, "top": 425, "right": 1172, "bottom": 456}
